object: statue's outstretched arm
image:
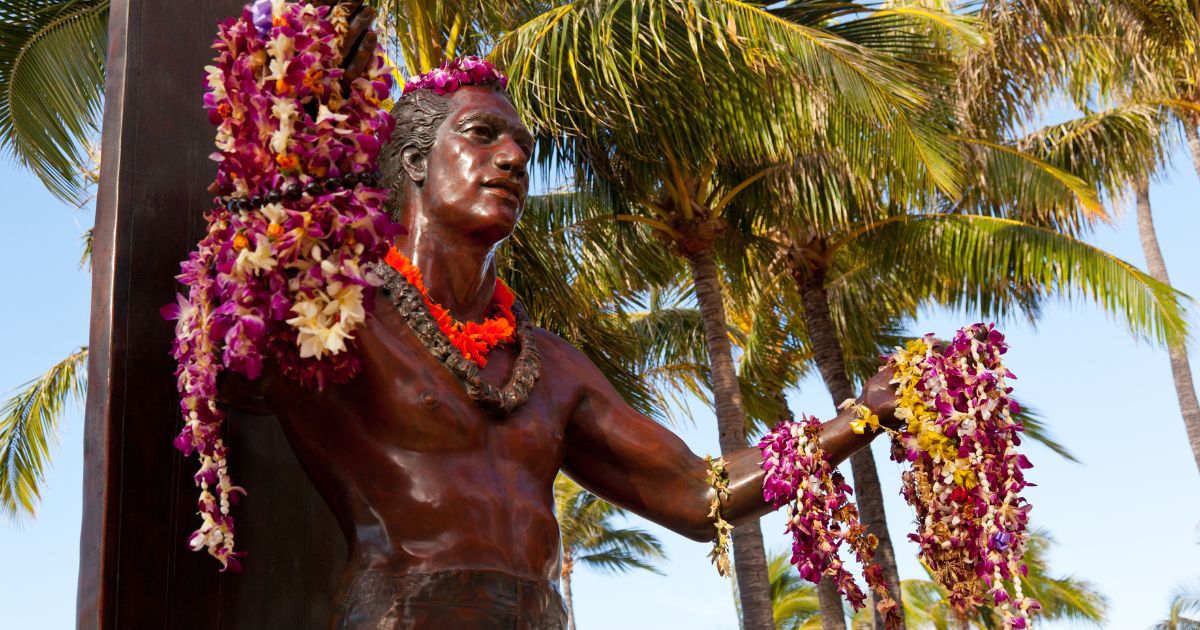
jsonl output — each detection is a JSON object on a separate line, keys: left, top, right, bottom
{"left": 560, "top": 352, "right": 897, "bottom": 542}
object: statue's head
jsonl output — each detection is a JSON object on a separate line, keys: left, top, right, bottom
{"left": 381, "top": 58, "right": 532, "bottom": 244}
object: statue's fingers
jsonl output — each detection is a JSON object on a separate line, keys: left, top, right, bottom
{"left": 347, "top": 5, "right": 376, "bottom": 42}
{"left": 343, "top": 32, "right": 377, "bottom": 84}
{"left": 339, "top": 5, "right": 375, "bottom": 66}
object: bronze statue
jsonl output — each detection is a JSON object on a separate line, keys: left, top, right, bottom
{"left": 218, "top": 4, "right": 901, "bottom": 628}
{"left": 224, "top": 83, "right": 901, "bottom": 629}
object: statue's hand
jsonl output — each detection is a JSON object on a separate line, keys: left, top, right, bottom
{"left": 859, "top": 337, "right": 947, "bottom": 431}
{"left": 313, "top": 0, "right": 378, "bottom": 88}
{"left": 860, "top": 366, "right": 900, "bottom": 431}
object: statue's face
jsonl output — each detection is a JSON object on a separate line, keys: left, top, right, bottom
{"left": 417, "top": 86, "right": 533, "bottom": 243}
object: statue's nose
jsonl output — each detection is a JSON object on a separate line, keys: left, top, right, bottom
{"left": 495, "top": 137, "right": 528, "bottom": 177}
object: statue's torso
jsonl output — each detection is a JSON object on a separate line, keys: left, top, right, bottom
{"left": 268, "top": 303, "right": 577, "bottom": 585}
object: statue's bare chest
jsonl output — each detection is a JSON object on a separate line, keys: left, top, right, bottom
{"left": 339, "top": 308, "right": 566, "bottom": 464}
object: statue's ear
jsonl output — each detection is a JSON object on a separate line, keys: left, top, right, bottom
{"left": 400, "top": 145, "right": 427, "bottom": 185}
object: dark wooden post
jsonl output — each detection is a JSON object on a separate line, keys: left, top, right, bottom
{"left": 79, "top": 2, "right": 345, "bottom": 628}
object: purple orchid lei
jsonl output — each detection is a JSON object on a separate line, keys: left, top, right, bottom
{"left": 759, "top": 416, "right": 901, "bottom": 627}
{"left": 163, "top": 0, "right": 395, "bottom": 571}
{"left": 887, "top": 324, "right": 1039, "bottom": 628}
{"left": 401, "top": 55, "right": 508, "bottom": 96}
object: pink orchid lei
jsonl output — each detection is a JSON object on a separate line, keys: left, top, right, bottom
{"left": 887, "top": 324, "right": 1039, "bottom": 628}
{"left": 162, "top": 0, "right": 395, "bottom": 571}
{"left": 759, "top": 416, "right": 901, "bottom": 627}
{"left": 401, "top": 56, "right": 508, "bottom": 96}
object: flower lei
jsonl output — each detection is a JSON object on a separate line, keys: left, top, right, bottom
{"left": 401, "top": 55, "right": 509, "bottom": 96}
{"left": 383, "top": 249, "right": 516, "bottom": 367}
{"left": 703, "top": 455, "right": 734, "bottom": 576}
{"left": 887, "top": 324, "right": 1038, "bottom": 628}
{"left": 163, "top": 0, "right": 394, "bottom": 571}
{"left": 759, "top": 417, "right": 901, "bottom": 626}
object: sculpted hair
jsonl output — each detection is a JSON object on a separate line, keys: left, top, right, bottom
{"left": 379, "top": 83, "right": 511, "bottom": 222}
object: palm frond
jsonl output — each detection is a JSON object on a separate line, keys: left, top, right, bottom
{"left": 0, "top": 346, "right": 87, "bottom": 520}
{"left": 1154, "top": 577, "right": 1200, "bottom": 630}
{"left": 1017, "top": 102, "right": 1167, "bottom": 202}
{"left": 0, "top": 0, "right": 108, "bottom": 205}
{"left": 491, "top": 0, "right": 942, "bottom": 187}
{"left": 555, "top": 473, "right": 666, "bottom": 576}
{"left": 844, "top": 213, "right": 1189, "bottom": 345}
{"left": 899, "top": 528, "right": 1109, "bottom": 627}
{"left": 1017, "top": 529, "right": 1109, "bottom": 625}
{"left": 957, "top": 136, "right": 1107, "bottom": 234}
{"left": 368, "top": 0, "right": 548, "bottom": 72}
{"left": 79, "top": 226, "right": 93, "bottom": 270}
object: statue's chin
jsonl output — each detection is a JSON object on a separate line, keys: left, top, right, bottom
{"left": 465, "top": 204, "right": 520, "bottom": 244}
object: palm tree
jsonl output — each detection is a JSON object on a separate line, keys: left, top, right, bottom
{"left": 0, "top": 140, "right": 96, "bottom": 520}
{"left": 1133, "top": 174, "right": 1200, "bottom": 474}
{"left": 368, "top": 0, "right": 546, "bottom": 73}
{"left": 0, "top": 1, "right": 105, "bottom": 516}
{"left": 492, "top": 3, "right": 969, "bottom": 624}
{"left": 1086, "top": 0, "right": 1200, "bottom": 476}
{"left": 554, "top": 474, "right": 666, "bottom": 630}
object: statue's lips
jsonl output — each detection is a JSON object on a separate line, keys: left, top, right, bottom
{"left": 480, "top": 178, "right": 524, "bottom": 204}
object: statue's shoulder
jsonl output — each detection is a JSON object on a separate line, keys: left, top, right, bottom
{"left": 529, "top": 326, "right": 578, "bottom": 364}
{"left": 529, "top": 327, "right": 608, "bottom": 385}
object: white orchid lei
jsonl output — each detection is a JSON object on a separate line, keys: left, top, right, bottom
{"left": 162, "top": 0, "right": 395, "bottom": 571}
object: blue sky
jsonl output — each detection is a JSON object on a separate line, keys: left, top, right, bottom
{"left": 1, "top": 141, "right": 1198, "bottom": 628}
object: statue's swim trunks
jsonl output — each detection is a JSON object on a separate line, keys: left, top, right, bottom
{"left": 333, "top": 568, "right": 568, "bottom": 629}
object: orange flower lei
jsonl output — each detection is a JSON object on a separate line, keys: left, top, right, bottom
{"left": 384, "top": 248, "right": 516, "bottom": 367}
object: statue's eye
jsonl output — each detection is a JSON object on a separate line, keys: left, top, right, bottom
{"left": 466, "top": 124, "right": 495, "bottom": 141}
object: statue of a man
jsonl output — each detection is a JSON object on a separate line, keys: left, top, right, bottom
{"left": 230, "top": 57, "right": 899, "bottom": 630}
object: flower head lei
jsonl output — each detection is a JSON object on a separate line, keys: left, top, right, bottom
{"left": 401, "top": 55, "right": 509, "bottom": 96}
{"left": 887, "top": 324, "right": 1038, "bottom": 628}
{"left": 163, "top": 0, "right": 395, "bottom": 571}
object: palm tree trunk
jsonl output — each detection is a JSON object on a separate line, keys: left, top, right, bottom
{"left": 562, "top": 553, "right": 577, "bottom": 630}
{"left": 684, "top": 247, "right": 775, "bottom": 630}
{"left": 818, "top": 578, "right": 847, "bottom": 629}
{"left": 797, "top": 267, "right": 906, "bottom": 630}
{"left": 1134, "top": 176, "right": 1200, "bottom": 474}
{"left": 1185, "top": 122, "right": 1200, "bottom": 182}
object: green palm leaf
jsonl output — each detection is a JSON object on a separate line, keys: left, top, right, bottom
{"left": 0, "top": 0, "right": 108, "bottom": 205}
{"left": 842, "top": 213, "right": 1189, "bottom": 345}
{"left": 957, "top": 136, "right": 1107, "bottom": 233}
{"left": 767, "top": 548, "right": 821, "bottom": 630}
{"left": 0, "top": 346, "right": 87, "bottom": 520}
{"left": 1010, "top": 402, "right": 1079, "bottom": 464}
{"left": 1016, "top": 102, "right": 1168, "bottom": 201}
